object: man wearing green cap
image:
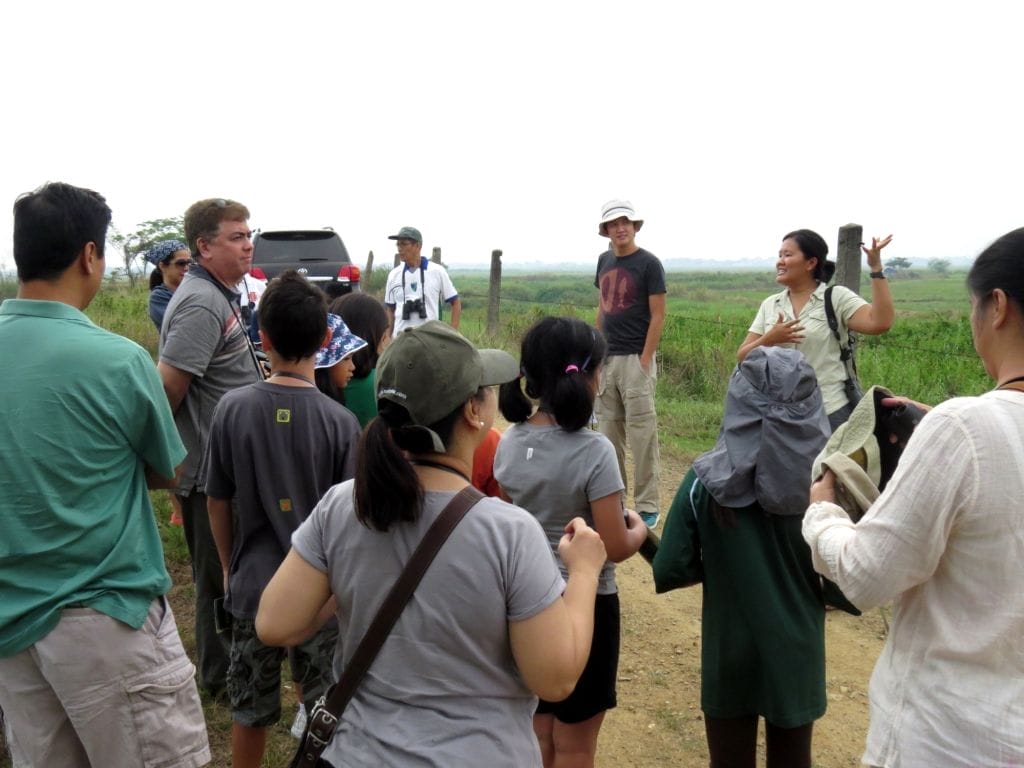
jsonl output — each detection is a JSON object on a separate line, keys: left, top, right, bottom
{"left": 384, "top": 226, "right": 461, "bottom": 337}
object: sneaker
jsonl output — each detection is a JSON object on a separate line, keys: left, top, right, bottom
{"left": 290, "top": 704, "right": 307, "bottom": 740}
{"left": 639, "top": 511, "right": 660, "bottom": 529}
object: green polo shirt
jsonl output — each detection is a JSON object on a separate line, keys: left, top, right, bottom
{"left": 0, "top": 299, "right": 186, "bottom": 656}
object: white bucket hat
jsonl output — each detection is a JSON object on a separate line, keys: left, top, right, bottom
{"left": 598, "top": 199, "right": 644, "bottom": 236}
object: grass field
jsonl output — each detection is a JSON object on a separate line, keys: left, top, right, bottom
{"left": 0, "top": 267, "right": 986, "bottom": 766}
{"left": 75, "top": 267, "right": 988, "bottom": 459}
{"left": 448, "top": 269, "right": 987, "bottom": 455}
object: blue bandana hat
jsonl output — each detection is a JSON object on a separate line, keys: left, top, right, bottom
{"left": 146, "top": 239, "right": 189, "bottom": 265}
{"left": 315, "top": 313, "right": 368, "bottom": 369}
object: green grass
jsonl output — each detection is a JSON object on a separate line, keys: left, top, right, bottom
{"left": 80, "top": 269, "right": 989, "bottom": 438}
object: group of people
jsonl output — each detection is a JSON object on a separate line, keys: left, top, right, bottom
{"left": 1, "top": 182, "right": 1021, "bottom": 768}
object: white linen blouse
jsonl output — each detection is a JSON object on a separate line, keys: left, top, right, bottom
{"left": 803, "top": 390, "right": 1024, "bottom": 767}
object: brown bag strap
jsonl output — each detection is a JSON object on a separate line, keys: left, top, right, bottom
{"left": 296, "top": 485, "right": 484, "bottom": 767}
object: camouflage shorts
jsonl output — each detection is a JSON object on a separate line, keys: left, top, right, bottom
{"left": 226, "top": 617, "right": 337, "bottom": 728}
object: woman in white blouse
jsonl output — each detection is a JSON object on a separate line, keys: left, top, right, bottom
{"left": 802, "top": 227, "right": 1024, "bottom": 767}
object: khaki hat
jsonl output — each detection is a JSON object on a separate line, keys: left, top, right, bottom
{"left": 598, "top": 199, "right": 644, "bottom": 236}
{"left": 812, "top": 386, "right": 925, "bottom": 522}
{"left": 376, "top": 321, "right": 518, "bottom": 451}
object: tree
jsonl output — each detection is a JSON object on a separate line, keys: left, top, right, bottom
{"left": 888, "top": 256, "right": 913, "bottom": 270}
{"left": 109, "top": 217, "right": 185, "bottom": 287}
{"left": 928, "top": 258, "right": 951, "bottom": 275}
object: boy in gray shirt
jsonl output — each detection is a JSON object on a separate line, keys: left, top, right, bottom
{"left": 206, "top": 271, "right": 365, "bottom": 766}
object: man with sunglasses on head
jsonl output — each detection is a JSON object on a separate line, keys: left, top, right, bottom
{"left": 383, "top": 225, "right": 461, "bottom": 337}
{"left": 157, "top": 197, "right": 264, "bottom": 699}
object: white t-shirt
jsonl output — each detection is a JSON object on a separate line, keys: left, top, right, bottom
{"left": 748, "top": 283, "right": 867, "bottom": 414}
{"left": 803, "top": 391, "right": 1024, "bottom": 766}
{"left": 384, "top": 258, "right": 458, "bottom": 336}
{"left": 292, "top": 481, "right": 564, "bottom": 767}
{"left": 235, "top": 274, "right": 267, "bottom": 310}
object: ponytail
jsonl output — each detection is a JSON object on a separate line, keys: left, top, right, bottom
{"left": 508, "top": 316, "right": 607, "bottom": 432}
{"left": 353, "top": 391, "right": 484, "bottom": 530}
{"left": 499, "top": 376, "right": 532, "bottom": 424}
{"left": 353, "top": 414, "right": 422, "bottom": 531}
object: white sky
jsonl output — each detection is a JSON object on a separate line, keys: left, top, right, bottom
{"left": 2, "top": 1, "right": 1022, "bottom": 272}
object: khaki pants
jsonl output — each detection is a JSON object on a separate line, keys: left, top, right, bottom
{"left": 0, "top": 598, "right": 210, "bottom": 768}
{"left": 595, "top": 353, "right": 661, "bottom": 514}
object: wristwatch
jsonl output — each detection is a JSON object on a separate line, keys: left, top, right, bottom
{"left": 869, "top": 270, "right": 886, "bottom": 279}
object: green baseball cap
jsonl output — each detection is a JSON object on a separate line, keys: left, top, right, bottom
{"left": 387, "top": 226, "right": 422, "bottom": 243}
{"left": 376, "top": 321, "right": 518, "bottom": 452}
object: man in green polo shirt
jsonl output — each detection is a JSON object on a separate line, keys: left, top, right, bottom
{"left": 0, "top": 182, "right": 210, "bottom": 766}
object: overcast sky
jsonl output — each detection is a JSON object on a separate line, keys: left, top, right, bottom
{"left": 2, "top": 1, "right": 1021, "bottom": 274}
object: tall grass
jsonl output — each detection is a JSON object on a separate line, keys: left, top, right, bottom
{"left": 83, "top": 271, "right": 988, "bottom": 459}
{"left": 449, "top": 269, "right": 988, "bottom": 458}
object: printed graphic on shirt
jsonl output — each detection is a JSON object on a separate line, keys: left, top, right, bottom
{"left": 599, "top": 267, "right": 640, "bottom": 316}
{"left": 276, "top": 409, "right": 291, "bottom": 423}
{"left": 388, "top": 271, "right": 423, "bottom": 305}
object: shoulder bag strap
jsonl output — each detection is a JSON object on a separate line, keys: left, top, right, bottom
{"left": 824, "top": 285, "right": 858, "bottom": 372}
{"left": 298, "top": 485, "right": 484, "bottom": 765}
{"left": 824, "top": 285, "right": 842, "bottom": 346}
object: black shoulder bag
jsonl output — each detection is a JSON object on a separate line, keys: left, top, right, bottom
{"left": 290, "top": 485, "right": 484, "bottom": 768}
{"left": 824, "top": 285, "right": 863, "bottom": 408}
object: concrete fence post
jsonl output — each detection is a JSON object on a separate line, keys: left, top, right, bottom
{"left": 486, "top": 250, "right": 502, "bottom": 337}
{"left": 835, "top": 223, "right": 863, "bottom": 294}
{"left": 431, "top": 246, "right": 442, "bottom": 264}
{"left": 364, "top": 250, "right": 374, "bottom": 278}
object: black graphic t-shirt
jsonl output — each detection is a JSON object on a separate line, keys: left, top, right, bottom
{"left": 594, "top": 248, "right": 666, "bottom": 355}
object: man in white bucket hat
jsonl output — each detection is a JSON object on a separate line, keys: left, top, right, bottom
{"left": 594, "top": 199, "right": 667, "bottom": 528}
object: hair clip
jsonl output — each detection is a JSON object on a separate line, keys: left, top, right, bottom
{"left": 565, "top": 364, "right": 580, "bottom": 374}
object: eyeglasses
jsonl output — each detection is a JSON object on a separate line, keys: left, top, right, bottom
{"left": 171, "top": 259, "right": 191, "bottom": 268}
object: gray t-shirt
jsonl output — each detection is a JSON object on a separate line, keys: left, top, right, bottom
{"left": 494, "top": 423, "right": 624, "bottom": 595}
{"left": 159, "top": 266, "right": 262, "bottom": 493}
{"left": 292, "top": 483, "right": 564, "bottom": 767}
{"left": 205, "top": 381, "right": 361, "bottom": 618}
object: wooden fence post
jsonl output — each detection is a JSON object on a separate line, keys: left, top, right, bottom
{"left": 835, "top": 223, "right": 863, "bottom": 294}
{"left": 487, "top": 250, "right": 502, "bottom": 336}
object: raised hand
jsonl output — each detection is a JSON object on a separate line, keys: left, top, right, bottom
{"left": 862, "top": 235, "right": 893, "bottom": 268}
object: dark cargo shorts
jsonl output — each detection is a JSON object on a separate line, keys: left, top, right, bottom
{"left": 227, "top": 617, "right": 337, "bottom": 728}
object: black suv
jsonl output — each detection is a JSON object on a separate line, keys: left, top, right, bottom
{"left": 251, "top": 228, "right": 360, "bottom": 298}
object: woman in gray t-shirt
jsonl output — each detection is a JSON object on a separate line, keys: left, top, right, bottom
{"left": 255, "top": 321, "right": 609, "bottom": 767}
{"left": 495, "top": 316, "right": 648, "bottom": 768}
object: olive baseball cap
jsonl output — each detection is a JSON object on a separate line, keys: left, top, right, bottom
{"left": 387, "top": 226, "right": 422, "bottom": 243}
{"left": 376, "top": 321, "right": 518, "bottom": 450}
